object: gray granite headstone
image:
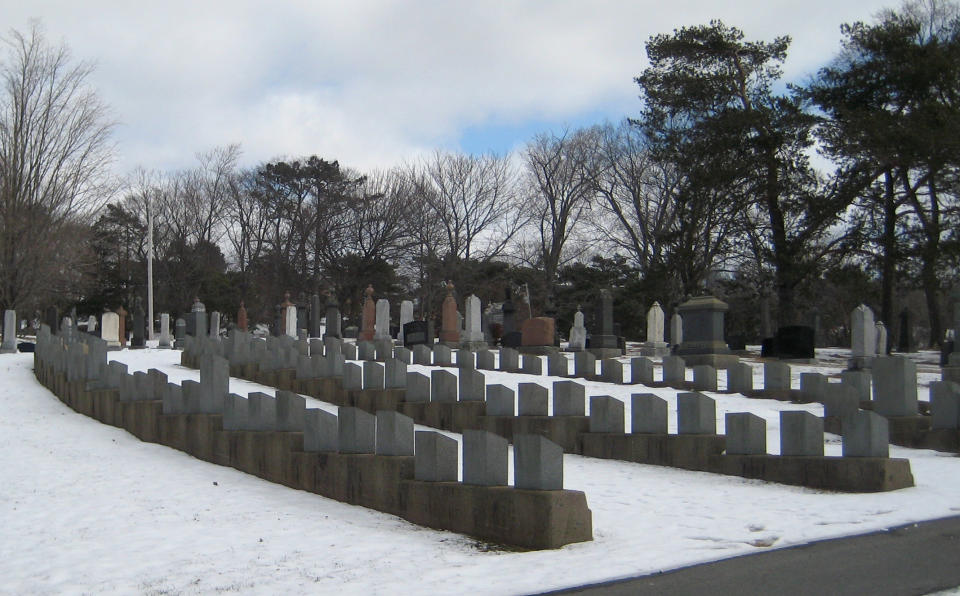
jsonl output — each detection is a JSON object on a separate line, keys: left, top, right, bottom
{"left": 574, "top": 350, "right": 596, "bottom": 378}
{"left": 433, "top": 344, "right": 452, "bottom": 366}
{"left": 631, "top": 357, "right": 654, "bottom": 385}
{"left": 800, "top": 373, "right": 828, "bottom": 402}
{"left": 553, "top": 380, "right": 585, "bottom": 416}
{"left": 547, "top": 353, "right": 568, "bottom": 377}
{"left": 521, "top": 354, "right": 543, "bottom": 375}
{"left": 304, "top": 408, "right": 339, "bottom": 452}
{"left": 476, "top": 349, "right": 496, "bottom": 370}
{"left": 362, "top": 361, "right": 385, "bottom": 390}
{"left": 414, "top": 431, "right": 458, "bottom": 482}
{"left": 462, "top": 429, "right": 508, "bottom": 486}
{"left": 842, "top": 410, "right": 889, "bottom": 457}
{"left": 514, "top": 434, "right": 563, "bottom": 490}
{"left": 413, "top": 344, "right": 432, "bottom": 365}
{"left": 631, "top": 393, "right": 667, "bottom": 434}
{"left": 458, "top": 368, "right": 485, "bottom": 402}
{"left": 600, "top": 359, "right": 623, "bottom": 384}
{"left": 2, "top": 309, "right": 19, "bottom": 352}
{"left": 764, "top": 361, "right": 791, "bottom": 391}
{"left": 499, "top": 347, "right": 520, "bottom": 371}
{"left": 343, "top": 362, "right": 363, "bottom": 391}
{"left": 430, "top": 369, "right": 457, "bottom": 402}
{"left": 405, "top": 372, "right": 430, "bottom": 402}
{"left": 457, "top": 349, "right": 476, "bottom": 370}
{"left": 385, "top": 358, "right": 407, "bottom": 389}
{"left": 223, "top": 393, "right": 250, "bottom": 430}
{"left": 677, "top": 392, "right": 716, "bottom": 435}
{"left": 930, "top": 381, "right": 960, "bottom": 429}
{"left": 375, "top": 410, "right": 414, "bottom": 456}
{"left": 823, "top": 382, "right": 859, "bottom": 421}
{"left": 727, "top": 362, "right": 754, "bottom": 394}
{"left": 725, "top": 412, "right": 766, "bottom": 454}
{"left": 357, "top": 340, "right": 376, "bottom": 361}
{"left": 780, "top": 411, "right": 823, "bottom": 456}
{"left": 163, "top": 383, "right": 184, "bottom": 415}
{"left": 393, "top": 346, "right": 412, "bottom": 365}
{"left": 663, "top": 355, "right": 686, "bottom": 384}
{"left": 841, "top": 370, "right": 871, "bottom": 403}
{"left": 338, "top": 407, "right": 376, "bottom": 454}
{"left": 199, "top": 355, "right": 229, "bottom": 414}
{"left": 276, "top": 390, "right": 306, "bottom": 431}
{"left": 871, "top": 356, "right": 918, "bottom": 416}
{"left": 518, "top": 383, "right": 548, "bottom": 416}
{"left": 692, "top": 365, "right": 717, "bottom": 392}
{"left": 248, "top": 392, "right": 278, "bottom": 431}
{"left": 485, "top": 384, "right": 515, "bottom": 416}
{"left": 589, "top": 395, "right": 624, "bottom": 433}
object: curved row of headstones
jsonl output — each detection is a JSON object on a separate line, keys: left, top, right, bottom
{"left": 33, "top": 327, "right": 593, "bottom": 550}
{"left": 179, "top": 332, "right": 918, "bottom": 491}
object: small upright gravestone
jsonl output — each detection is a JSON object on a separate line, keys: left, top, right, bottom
{"left": 102, "top": 312, "right": 121, "bottom": 350}
{"left": 324, "top": 294, "right": 341, "bottom": 339}
{"left": 638, "top": 302, "right": 669, "bottom": 357}
{"left": 849, "top": 304, "right": 876, "bottom": 370}
{"left": 589, "top": 289, "right": 620, "bottom": 359}
{"left": 374, "top": 298, "right": 391, "bottom": 342}
{"left": 567, "top": 307, "right": 586, "bottom": 352}
{"left": 398, "top": 300, "right": 414, "bottom": 345}
{"left": 359, "top": 286, "right": 376, "bottom": 341}
{"left": 310, "top": 294, "right": 322, "bottom": 338}
{"left": 158, "top": 313, "right": 171, "bottom": 349}
{"left": 462, "top": 294, "right": 486, "bottom": 350}
{"left": 1, "top": 310, "right": 17, "bottom": 353}
{"left": 669, "top": 313, "right": 683, "bottom": 346}
{"left": 439, "top": 282, "right": 460, "bottom": 347}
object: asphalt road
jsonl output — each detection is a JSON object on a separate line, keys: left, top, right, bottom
{"left": 543, "top": 515, "right": 960, "bottom": 596}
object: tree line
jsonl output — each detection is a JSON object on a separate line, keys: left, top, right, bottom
{"left": 1, "top": 1, "right": 959, "bottom": 347}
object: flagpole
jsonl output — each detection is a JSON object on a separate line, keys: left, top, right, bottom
{"left": 147, "top": 190, "right": 155, "bottom": 340}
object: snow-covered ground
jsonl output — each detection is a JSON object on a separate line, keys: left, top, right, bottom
{"left": 2, "top": 347, "right": 959, "bottom": 595}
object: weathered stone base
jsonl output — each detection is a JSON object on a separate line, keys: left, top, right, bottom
{"left": 581, "top": 433, "right": 726, "bottom": 471}
{"left": 35, "top": 363, "right": 593, "bottom": 551}
{"left": 402, "top": 481, "right": 593, "bottom": 550}
{"left": 708, "top": 454, "right": 914, "bottom": 492}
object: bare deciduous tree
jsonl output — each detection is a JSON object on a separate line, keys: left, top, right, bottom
{"left": 0, "top": 22, "right": 115, "bottom": 312}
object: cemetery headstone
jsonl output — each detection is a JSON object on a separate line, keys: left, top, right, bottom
{"left": 439, "top": 282, "right": 460, "bottom": 346}
{"left": 310, "top": 294, "right": 321, "bottom": 338}
{"left": 158, "top": 313, "right": 171, "bottom": 349}
{"left": 1, "top": 310, "right": 16, "bottom": 353}
{"left": 567, "top": 307, "right": 586, "bottom": 351}
{"left": 675, "top": 295, "right": 736, "bottom": 367}
{"left": 589, "top": 289, "right": 620, "bottom": 358}
{"left": 101, "top": 312, "right": 120, "bottom": 350}
{"left": 324, "top": 294, "right": 341, "bottom": 339}
{"left": 398, "top": 300, "right": 414, "bottom": 345}
{"left": 374, "top": 298, "right": 391, "bottom": 342}
{"left": 849, "top": 304, "right": 877, "bottom": 369}
{"left": 359, "top": 285, "right": 376, "bottom": 341}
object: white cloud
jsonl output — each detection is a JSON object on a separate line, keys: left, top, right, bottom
{"left": 3, "top": 0, "right": 896, "bottom": 174}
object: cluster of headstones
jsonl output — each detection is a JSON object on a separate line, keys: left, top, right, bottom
{"left": 42, "top": 328, "right": 567, "bottom": 492}
{"left": 587, "top": 391, "right": 890, "bottom": 458}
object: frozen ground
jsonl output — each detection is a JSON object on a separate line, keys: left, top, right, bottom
{"left": 1, "top": 346, "right": 958, "bottom": 595}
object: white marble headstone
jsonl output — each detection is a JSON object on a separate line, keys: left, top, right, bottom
{"left": 851, "top": 304, "right": 876, "bottom": 358}
{"left": 101, "top": 312, "right": 120, "bottom": 348}
{"left": 646, "top": 302, "right": 665, "bottom": 344}
{"left": 285, "top": 305, "right": 298, "bottom": 338}
{"left": 375, "top": 299, "right": 391, "bottom": 341}
{"left": 464, "top": 295, "right": 484, "bottom": 343}
{"left": 398, "top": 300, "right": 414, "bottom": 344}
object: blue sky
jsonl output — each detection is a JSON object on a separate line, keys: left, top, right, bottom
{"left": 3, "top": 0, "right": 899, "bottom": 175}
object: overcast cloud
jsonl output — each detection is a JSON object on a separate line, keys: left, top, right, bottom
{"left": 3, "top": 1, "right": 897, "bottom": 175}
